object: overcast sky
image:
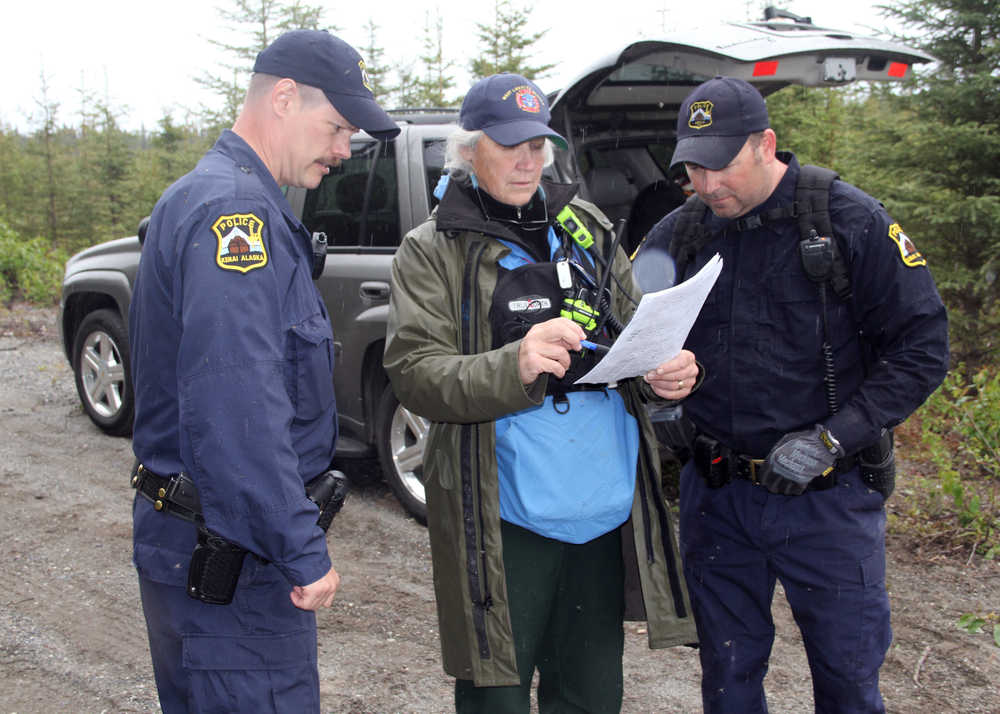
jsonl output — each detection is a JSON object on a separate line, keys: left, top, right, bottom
{"left": 5, "top": 0, "right": 903, "bottom": 133}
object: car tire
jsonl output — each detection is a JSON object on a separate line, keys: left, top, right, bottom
{"left": 72, "top": 309, "right": 133, "bottom": 436}
{"left": 375, "top": 384, "right": 428, "bottom": 524}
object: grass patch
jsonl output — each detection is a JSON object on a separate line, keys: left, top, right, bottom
{"left": 891, "top": 368, "right": 1000, "bottom": 563}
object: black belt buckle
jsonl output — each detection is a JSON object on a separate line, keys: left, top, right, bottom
{"left": 731, "top": 455, "right": 765, "bottom": 486}
{"left": 744, "top": 457, "right": 765, "bottom": 485}
{"left": 735, "top": 454, "right": 840, "bottom": 491}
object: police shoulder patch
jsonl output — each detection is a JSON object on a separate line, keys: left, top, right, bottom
{"left": 888, "top": 223, "right": 926, "bottom": 267}
{"left": 213, "top": 213, "right": 268, "bottom": 273}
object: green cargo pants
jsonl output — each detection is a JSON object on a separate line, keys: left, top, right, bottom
{"left": 455, "top": 520, "right": 625, "bottom": 714}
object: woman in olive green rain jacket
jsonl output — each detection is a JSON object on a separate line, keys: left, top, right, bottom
{"left": 384, "top": 175, "right": 698, "bottom": 691}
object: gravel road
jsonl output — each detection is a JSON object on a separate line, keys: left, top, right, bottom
{"left": 1, "top": 304, "right": 997, "bottom": 713}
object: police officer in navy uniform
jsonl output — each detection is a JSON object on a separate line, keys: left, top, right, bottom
{"left": 128, "top": 30, "right": 398, "bottom": 712}
{"left": 637, "top": 77, "right": 949, "bottom": 712}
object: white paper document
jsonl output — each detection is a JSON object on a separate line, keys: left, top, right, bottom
{"left": 576, "top": 253, "right": 723, "bottom": 384}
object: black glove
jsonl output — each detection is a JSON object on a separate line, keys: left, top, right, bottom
{"left": 760, "top": 425, "right": 845, "bottom": 495}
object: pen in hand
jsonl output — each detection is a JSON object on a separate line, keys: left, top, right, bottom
{"left": 580, "top": 340, "right": 610, "bottom": 355}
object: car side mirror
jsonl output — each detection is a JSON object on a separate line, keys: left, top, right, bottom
{"left": 137, "top": 216, "right": 150, "bottom": 245}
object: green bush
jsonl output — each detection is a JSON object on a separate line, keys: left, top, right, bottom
{"left": 0, "top": 220, "right": 68, "bottom": 305}
{"left": 915, "top": 367, "right": 1000, "bottom": 559}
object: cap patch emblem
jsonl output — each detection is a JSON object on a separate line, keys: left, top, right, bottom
{"left": 213, "top": 213, "right": 268, "bottom": 273}
{"left": 504, "top": 85, "right": 542, "bottom": 114}
{"left": 888, "top": 223, "right": 926, "bottom": 267}
{"left": 688, "top": 100, "right": 714, "bottom": 130}
{"left": 358, "top": 59, "right": 374, "bottom": 94}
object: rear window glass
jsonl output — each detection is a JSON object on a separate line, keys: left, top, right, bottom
{"left": 606, "top": 64, "right": 711, "bottom": 85}
{"left": 301, "top": 140, "right": 401, "bottom": 248}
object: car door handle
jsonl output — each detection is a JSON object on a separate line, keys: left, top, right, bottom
{"left": 360, "top": 281, "right": 391, "bottom": 300}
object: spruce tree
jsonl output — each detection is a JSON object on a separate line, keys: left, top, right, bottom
{"left": 360, "top": 18, "right": 391, "bottom": 102}
{"left": 195, "top": 0, "right": 333, "bottom": 131}
{"left": 876, "top": 0, "right": 1000, "bottom": 365}
{"left": 469, "top": 0, "right": 555, "bottom": 81}
{"left": 417, "top": 12, "right": 458, "bottom": 107}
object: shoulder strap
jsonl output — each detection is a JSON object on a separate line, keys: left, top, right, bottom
{"left": 666, "top": 166, "right": 852, "bottom": 299}
{"left": 796, "top": 165, "right": 837, "bottom": 238}
{"left": 797, "top": 165, "right": 852, "bottom": 302}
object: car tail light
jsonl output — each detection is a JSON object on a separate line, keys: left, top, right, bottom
{"left": 753, "top": 60, "right": 779, "bottom": 76}
{"left": 888, "top": 62, "right": 908, "bottom": 78}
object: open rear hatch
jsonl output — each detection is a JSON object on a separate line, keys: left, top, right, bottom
{"left": 545, "top": 10, "right": 932, "bottom": 249}
{"left": 550, "top": 14, "right": 932, "bottom": 142}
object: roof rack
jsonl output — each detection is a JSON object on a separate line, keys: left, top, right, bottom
{"left": 385, "top": 108, "right": 460, "bottom": 125}
{"left": 762, "top": 6, "right": 814, "bottom": 26}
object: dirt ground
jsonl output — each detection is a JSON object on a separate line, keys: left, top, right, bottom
{"left": 1, "top": 302, "right": 998, "bottom": 713}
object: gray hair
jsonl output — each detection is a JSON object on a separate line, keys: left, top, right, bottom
{"left": 247, "top": 73, "right": 327, "bottom": 107}
{"left": 443, "top": 128, "right": 556, "bottom": 184}
{"left": 246, "top": 73, "right": 280, "bottom": 103}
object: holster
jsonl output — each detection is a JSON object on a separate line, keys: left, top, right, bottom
{"left": 311, "top": 231, "right": 328, "bottom": 279}
{"left": 306, "top": 470, "right": 350, "bottom": 533}
{"left": 648, "top": 403, "right": 696, "bottom": 463}
{"left": 185, "top": 472, "right": 350, "bottom": 605}
{"left": 129, "top": 464, "right": 350, "bottom": 606}
{"left": 859, "top": 429, "right": 895, "bottom": 500}
{"left": 692, "top": 433, "right": 733, "bottom": 488}
{"left": 187, "top": 525, "right": 248, "bottom": 605}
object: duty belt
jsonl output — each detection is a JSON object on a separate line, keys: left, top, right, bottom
{"left": 131, "top": 462, "right": 202, "bottom": 522}
{"left": 693, "top": 433, "right": 854, "bottom": 492}
{"left": 130, "top": 462, "right": 348, "bottom": 528}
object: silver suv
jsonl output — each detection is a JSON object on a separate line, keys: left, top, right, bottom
{"left": 59, "top": 11, "right": 930, "bottom": 523}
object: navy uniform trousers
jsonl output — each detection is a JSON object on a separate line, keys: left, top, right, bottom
{"left": 679, "top": 461, "right": 891, "bottom": 713}
{"left": 139, "top": 554, "right": 320, "bottom": 714}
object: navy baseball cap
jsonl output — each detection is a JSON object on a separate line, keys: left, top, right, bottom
{"left": 460, "top": 74, "right": 567, "bottom": 149}
{"left": 670, "top": 76, "right": 769, "bottom": 170}
{"left": 253, "top": 30, "right": 400, "bottom": 141}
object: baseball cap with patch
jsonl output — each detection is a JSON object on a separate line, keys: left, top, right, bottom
{"left": 460, "top": 74, "right": 567, "bottom": 149}
{"left": 670, "top": 76, "right": 769, "bottom": 170}
{"left": 253, "top": 29, "right": 400, "bottom": 141}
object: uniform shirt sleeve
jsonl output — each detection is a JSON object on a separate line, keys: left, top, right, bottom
{"left": 172, "top": 200, "right": 332, "bottom": 587}
{"left": 825, "top": 193, "right": 949, "bottom": 454}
